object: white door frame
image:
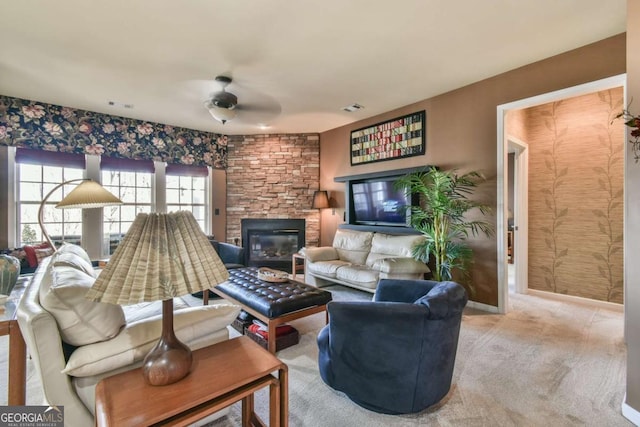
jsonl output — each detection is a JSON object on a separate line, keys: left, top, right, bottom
{"left": 508, "top": 137, "right": 529, "bottom": 294}
{"left": 496, "top": 74, "right": 625, "bottom": 314}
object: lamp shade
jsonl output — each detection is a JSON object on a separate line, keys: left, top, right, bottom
{"left": 87, "top": 211, "right": 228, "bottom": 305}
{"left": 312, "top": 190, "right": 330, "bottom": 209}
{"left": 87, "top": 210, "right": 228, "bottom": 386}
{"left": 39, "top": 178, "right": 122, "bottom": 251}
{"left": 55, "top": 180, "right": 123, "bottom": 209}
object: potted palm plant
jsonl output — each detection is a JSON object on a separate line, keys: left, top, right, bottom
{"left": 395, "top": 168, "right": 494, "bottom": 287}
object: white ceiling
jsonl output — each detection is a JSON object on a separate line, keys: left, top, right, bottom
{"left": 0, "top": 1, "right": 627, "bottom": 135}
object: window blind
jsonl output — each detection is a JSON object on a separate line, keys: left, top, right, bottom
{"left": 100, "top": 156, "right": 155, "bottom": 173}
{"left": 165, "top": 163, "right": 209, "bottom": 177}
{"left": 15, "top": 148, "right": 86, "bottom": 168}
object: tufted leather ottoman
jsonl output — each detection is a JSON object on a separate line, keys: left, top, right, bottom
{"left": 210, "top": 267, "right": 332, "bottom": 353}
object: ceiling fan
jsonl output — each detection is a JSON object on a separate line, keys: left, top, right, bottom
{"left": 202, "top": 75, "right": 281, "bottom": 126}
{"left": 203, "top": 76, "right": 237, "bottom": 124}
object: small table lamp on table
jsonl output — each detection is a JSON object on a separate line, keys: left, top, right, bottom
{"left": 86, "top": 211, "right": 229, "bottom": 386}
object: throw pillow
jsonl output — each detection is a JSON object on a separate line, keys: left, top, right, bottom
{"left": 62, "top": 304, "right": 240, "bottom": 377}
{"left": 34, "top": 247, "right": 54, "bottom": 265}
{"left": 40, "top": 263, "right": 125, "bottom": 346}
{"left": 23, "top": 242, "right": 52, "bottom": 268}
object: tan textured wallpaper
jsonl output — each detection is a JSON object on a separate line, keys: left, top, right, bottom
{"left": 526, "top": 88, "right": 624, "bottom": 303}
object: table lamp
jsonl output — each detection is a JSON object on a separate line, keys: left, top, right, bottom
{"left": 86, "top": 211, "right": 229, "bottom": 386}
{"left": 38, "top": 179, "right": 123, "bottom": 251}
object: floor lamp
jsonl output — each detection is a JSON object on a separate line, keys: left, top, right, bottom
{"left": 38, "top": 179, "right": 123, "bottom": 251}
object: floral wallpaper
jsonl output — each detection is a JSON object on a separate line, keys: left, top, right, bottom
{"left": 0, "top": 95, "right": 227, "bottom": 168}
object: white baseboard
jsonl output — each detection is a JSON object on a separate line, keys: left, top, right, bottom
{"left": 466, "top": 290, "right": 622, "bottom": 315}
{"left": 466, "top": 300, "right": 499, "bottom": 313}
{"left": 527, "top": 289, "right": 623, "bottom": 313}
{"left": 623, "top": 394, "right": 640, "bottom": 426}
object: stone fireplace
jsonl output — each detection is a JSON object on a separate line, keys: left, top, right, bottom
{"left": 241, "top": 218, "right": 305, "bottom": 272}
{"left": 225, "top": 134, "right": 322, "bottom": 250}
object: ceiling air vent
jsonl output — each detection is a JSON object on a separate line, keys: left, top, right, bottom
{"left": 107, "top": 101, "right": 134, "bottom": 109}
{"left": 342, "top": 103, "right": 364, "bottom": 112}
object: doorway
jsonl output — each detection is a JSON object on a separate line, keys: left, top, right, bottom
{"left": 496, "top": 74, "right": 625, "bottom": 314}
{"left": 507, "top": 137, "right": 528, "bottom": 295}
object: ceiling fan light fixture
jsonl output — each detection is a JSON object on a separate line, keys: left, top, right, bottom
{"left": 206, "top": 102, "right": 237, "bottom": 124}
{"left": 212, "top": 91, "right": 237, "bottom": 109}
{"left": 204, "top": 75, "right": 240, "bottom": 125}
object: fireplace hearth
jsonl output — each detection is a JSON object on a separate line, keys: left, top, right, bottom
{"left": 241, "top": 219, "right": 305, "bottom": 272}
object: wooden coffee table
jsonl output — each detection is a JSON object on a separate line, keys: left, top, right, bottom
{"left": 95, "top": 336, "right": 288, "bottom": 426}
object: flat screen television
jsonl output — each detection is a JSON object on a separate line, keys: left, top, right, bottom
{"left": 350, "top": 177, "right": 413, "bottom": 227}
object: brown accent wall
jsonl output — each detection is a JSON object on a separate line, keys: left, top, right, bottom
{"left": 319, "top": 34, "right": 625, "bottom": 307}
{"left": 225, "top": 134, "right": 321, "bottom": 247}
{"left": 525, "top": 89, "right": 624, "bottom": 303}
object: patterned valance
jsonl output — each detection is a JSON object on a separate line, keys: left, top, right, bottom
{"left": 0, "top": 95, "right": 227, "bottom": 169}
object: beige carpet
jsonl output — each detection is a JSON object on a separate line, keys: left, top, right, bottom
{"left": 1, "top": 285, "right": 630, "bottom": 426}
{"left": 209, "top": 286, "right": 630, "bottom": 427}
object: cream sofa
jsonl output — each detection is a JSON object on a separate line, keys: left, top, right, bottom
{"left": 17, "top": 243, "right": 240, "bottom": 426}
{"left": 304, "top": 229, "right": 430, "bottom": 293}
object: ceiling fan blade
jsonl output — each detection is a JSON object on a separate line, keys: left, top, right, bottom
{"left": 236, "top": 101, "right": 280, "bottom": 114}
{"left": 176, "top": 79, "right": 218, "bottom": 101}
{"left": 236, "top": 101, "right": 281, "bottom": 123}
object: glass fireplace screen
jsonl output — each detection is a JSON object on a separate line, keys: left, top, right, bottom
{"left": 248, "top": 232, "right": 299, "bottom": 262}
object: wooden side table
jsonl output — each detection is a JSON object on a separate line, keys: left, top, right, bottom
{"left": 95, "top": 336, "right": 288, "bottom": 427}
{"left": 0, "top": 275, "right": 30, "bottom": 405}
{"left": 291, "top": 253, "right": 305, "bottom": 281}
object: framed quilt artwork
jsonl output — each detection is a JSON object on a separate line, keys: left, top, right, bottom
{"left": 350, "top": 110, "right": 426, "bottom": 165}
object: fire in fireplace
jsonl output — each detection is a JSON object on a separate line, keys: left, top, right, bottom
{"left": 241, "top": 219, "right": 305, "bottom": 272}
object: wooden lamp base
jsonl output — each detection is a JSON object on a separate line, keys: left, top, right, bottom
{"left": 142, "top": 299, "right": 192, "bottom": 386}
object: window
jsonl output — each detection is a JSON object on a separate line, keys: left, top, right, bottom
{"left": 15, "top": 149, "right": 86, "bottom": 247}
{"left": 101, "top": 157, "right": 155, "bottom": 255}
{"left": 166, "top": 164, "right": 209, "bottom": 232}
{"left": 12, "top": 149, "right": 211, "bottom": 258}
{"left": 166, "top": 175, "right": 207, "bottom": 229}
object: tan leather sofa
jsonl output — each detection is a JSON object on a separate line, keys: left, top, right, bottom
{"left": 17, "top": 244, "right": 240, "bottom": 426}
{"left": 304, "top": 229, "right": 430, "bottom": 293}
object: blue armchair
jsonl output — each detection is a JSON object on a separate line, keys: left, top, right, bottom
{"left": 317, "top": 278, "right": 468, "bottom": 414}
{"left": 192, "top": 239, "right": 245, "bottom": 299}
{"left": 208, "top": 239, "right": 245, "bottom": 269}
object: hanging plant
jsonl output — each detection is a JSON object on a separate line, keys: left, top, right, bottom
{"left": 616, "top": 109, "right": 640, "bottom": 161}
